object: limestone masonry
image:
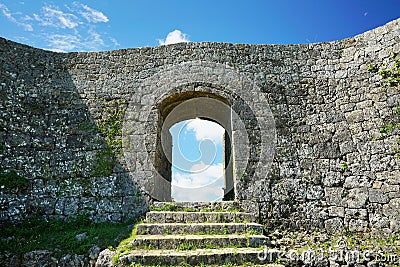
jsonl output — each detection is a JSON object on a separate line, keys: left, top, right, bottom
{"left": 0, "top": 18, "right": 399, "bottom": 234}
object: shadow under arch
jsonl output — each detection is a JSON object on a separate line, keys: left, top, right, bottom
{"left": 144, "top": 82, "right": 262, "bottom": 202}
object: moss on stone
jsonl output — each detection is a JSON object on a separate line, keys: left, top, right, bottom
{"left": 369, "top": 51, "right": 400, "bottom": 158}
{"left": 90, "top": 99, "right": 127, "bottom": 177}
{"left": 96, "top": 99, "right": 127, "bottom": 153}
{"left": 0, "top": 169, "right": 29, "bottom": 192}
{"left": 90, "top": 148, "right": 115, "bottom": 177}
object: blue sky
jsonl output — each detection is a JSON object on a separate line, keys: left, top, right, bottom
{"left": 0, "top": 1, "right": 399, "bottom": 52}
{"left": 170, "top": 119, "right": 225, "bottom": 202}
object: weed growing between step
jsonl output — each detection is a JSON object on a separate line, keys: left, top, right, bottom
{"left": 150, "top": 204, "right": 242, "bottom": 213}
{"left": 176, "top": 229, "right": 261, "bottom": 236}
{"left": 111, "top": 221, "right": 144, "bottom": 263}
{"left": 112, "top": 231, "right": 266, "bottom": 263}
{"left": 150, "top": 203, "right": 180, "bottom": 212}
{"left": 127, "top": 262, "right": 260, "bottom": 267}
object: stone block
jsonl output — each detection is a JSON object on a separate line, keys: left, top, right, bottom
{"left": 369, "top": 213, "right": 389, "bottom": 229}
{"left": 345, "top": 208, "right": 368, "bottom": 219}
{"left": 63, "top": 197, "right": 80, "bottom": 215}
{"left": 348, "top": 219, "right": 368, "bottom": 232}
{"left": 328, "top": 206, "right": 345, "bottom": 217}
{"left": 325, "top": 218, "right": 344, "bottom": 233}
{"left": 345, "top": 110, "right": 364, "bottom": 123}
{"left": 323, "top": 172, "right": 345, "bottom": 187}
{"left": 325, "top": 187, "right": 345, "bottom": 206}
{"left": 347, "top": 187, "right": 368, "bottom": 209}
{"left": 383, "top": 198, "right": 400, "bottom": 219}
{"left": 368, "top": 188, "right": 389, "bottom": 204}
{"left": 344, "top": 176, "right": 370, "bottom": 189}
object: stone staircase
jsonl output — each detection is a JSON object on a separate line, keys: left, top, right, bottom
{"left": 115, "top": 202, "right": 279, "bottom": 266}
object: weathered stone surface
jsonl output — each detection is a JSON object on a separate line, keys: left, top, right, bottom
{"left": 325, "top": 218, "right": 344, "bottom": 233}
{"left": 348, "top": 219, "right": 368, "bottom": 232}
{"left": 58, "top": 254, "right": 88, "bottom": 267}
{"left": 328, "top": 206, "right": 345, "bottom": 217}
{"left": 369, "top": 188, "right": 389, "bottom": 203}
{"left": 95, "top": 249, "right": 115, "bottom": 267}
{"left": 22, "top": 250, "right": 57, "bottom": 267}
{"left": 347, "top": 187, "right": 368, "bottom": 209}
{"left": 383, "top": 198, "right": 400, "bottom": 220}
{"left": 325, "top": 187, "right": 345, "bottom": 206}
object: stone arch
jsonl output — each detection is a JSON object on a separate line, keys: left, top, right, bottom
{"left": 122, "top": 61, "right": 276, "bottom": 202}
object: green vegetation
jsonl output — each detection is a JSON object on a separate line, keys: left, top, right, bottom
{"left": 126, "top": 263, "right": 262, "bottom": 267}
{"left": 90, "top": 99, "right": 127, "bottom": 177}
{"left": 0, "top": 215, "right": 133, "bottom": 258}
{"left": 112, "top": 222, "right": 141, "bottom": 263}
{"left": 380, "top": 122, "right": 399, "bottom": 134}
{"left": 150, "top": 203, "right": 179, "bottom": 212}
{"left": 366, "top": 64, "right": 378, "bottom": 73}
{"left": 341, "top": 162, "right": 349, "bottom": 172}
{"left": 0, "top": 169, "right": 29, "bottom": 191}
{"left": 200, "top": 207, "right": 242, "bottom": 213}
{"left": 245, "top": 229, "right": 260, "bottom": 236}
{"left": 150, "top": 204, "right": 242, "bottom": 213}
{"left": 177, "top": 241, "right": 197, "bottom": 251}
{"left": 96, "top": 99, "right": 127, "bottom": 153}
{"left": 368, "top": 51, "right": 400, "bottom": 158}
{"left": 91, "top": 147, "right": 115, "bottom": 177}
{"left": 368, "top": 51, "right": 400, "bottom": 88}
{"left": 183, "top": 207, "right": 197, "bottom": 212}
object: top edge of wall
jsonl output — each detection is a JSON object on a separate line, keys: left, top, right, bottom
{"left": 0, "top": 17, "right": 399, "bottom": 55}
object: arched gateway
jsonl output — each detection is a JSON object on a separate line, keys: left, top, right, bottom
{"left": 121, "top": 61, "right": 277, "bottom": 203}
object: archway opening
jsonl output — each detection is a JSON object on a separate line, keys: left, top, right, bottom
{"left": 170, "top": 118, "right": 225, "bottom": 202}
{"left": 154, "top": 91, "right": 234, "bottom": 202}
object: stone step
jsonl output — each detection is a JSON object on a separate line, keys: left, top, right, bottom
{"left": 117, "top": 248, "right": 280, "bottom": 266}
{"left": 146, "top": 211, "right": 256, "bottom": 223}
{"left": 151, "top": 201, "right": 243, "bottom": 212}
{"left": 109, "top": 206, "right": 270, "bottom": 266}
{"left": 131, "top": 234, "right": 268, "bottom": 250}
{"left": 136, "top": 222, "right": 264, "bottom": 235}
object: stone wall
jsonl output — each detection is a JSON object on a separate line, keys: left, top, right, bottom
{"left": 0, "top": 18, "right": 399, "bottom": 233}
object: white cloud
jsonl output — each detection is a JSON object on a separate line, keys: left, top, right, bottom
{"left": 74, "top": 2, "right": 109, "bottom": 23}
{"left": 109, "top": 37, "right": 120, "bottom": 47}
{"left": 0, "top": 3, "right": 13, "bottom": 20}
{"left": 172, "top": 162, "right": 224, "bottom": 188}
{"left": 0, "top": 3, "right": 33, "bottom": 31}
{"left": 1, "top": 2, "right": 118, "bottom": 52}
{"left": 46, "top": 28, "right": 107, "bottom": 52}
{"left": 171, "top": 160, "right": 225, "bottom": 201}
{"left": 47, "top": 34, "right": 81, "bottom": 52}
{"left": 186, "top": 118, "right": 225, "bottom": 144}
{"left": 35, "top": 6, "right": 80, "bottom": 29}
{"left": 172, "top": 185, "right": 223, "bottom": 202}
{"left": 85, "top": 28, "right": 105, "bottom": 50}
{"left": 158, "top": 29, "right": 190, "bottom": 45}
